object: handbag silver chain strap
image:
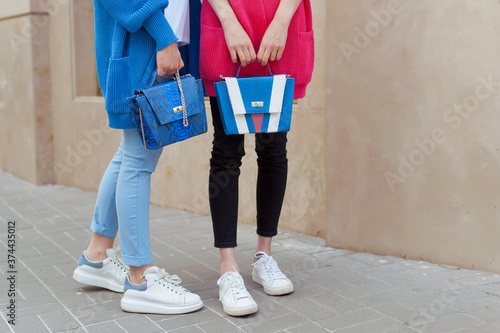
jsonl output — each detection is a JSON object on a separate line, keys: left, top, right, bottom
{"left": 175, "top": 71, "right": 189, "bottom": 127}
{"left": 138, "top": 105, "right": 151, "bottom": 151}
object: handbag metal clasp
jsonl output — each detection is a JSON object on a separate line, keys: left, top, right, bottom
{"left": 173, "top": 106, "right": 183, "bottom": 113}
{"left": 252, "top": 101, "right": 264, "bottom": 108}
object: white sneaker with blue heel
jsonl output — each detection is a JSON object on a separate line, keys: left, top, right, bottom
{"left": 121, "top": 266, "right": 203, "bottom": 314}
{"left": 73, "top": 248, "right": 129, "bottom": 293}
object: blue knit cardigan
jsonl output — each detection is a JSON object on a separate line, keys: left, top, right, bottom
{"left": 94, "top": 0, "right": 177, "bottom": 129}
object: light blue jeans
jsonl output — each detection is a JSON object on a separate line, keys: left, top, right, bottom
{"left": 90, "top": 128, "right": 162, "bottom": 266}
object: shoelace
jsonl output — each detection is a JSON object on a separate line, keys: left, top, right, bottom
{"left": 144, "top": 268, "right": 187, "bottom": 294}
{"left": 218, "top": 271, "right": 252, "bottom": 301}
{"left": 252, "top": 252, "right": 287, "bottom": 281}
{"left": 110, "top": 250, "right": 129, "bottom": 273}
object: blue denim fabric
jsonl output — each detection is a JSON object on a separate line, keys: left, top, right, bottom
{"left": 90, "top": 128, "right": 162, "bottom": 266}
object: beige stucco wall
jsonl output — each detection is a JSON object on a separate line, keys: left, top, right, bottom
{"left": 2, "top": 0, "right": 499, "bottom": 273}
{"left": 326, "top": 0, "right": 500, "bottom": 272}
{"left": 0, "top": 1, "right": 54, "bottom": 185}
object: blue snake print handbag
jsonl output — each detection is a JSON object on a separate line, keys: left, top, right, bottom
{"left": 129, "top": 71, "right": 208, "bottom": 150}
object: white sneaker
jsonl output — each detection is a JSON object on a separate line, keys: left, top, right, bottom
{"left": 217, "top": 269, "right": 258, "bottom": 316}
{"left": 252, "top": 251, "right": 294, "bottom": 295}
{"left": 73, "top": 248, "right": 129, "bottom": 293}
{"left": 121, "top": 266, "right": 203, "bottom": 314}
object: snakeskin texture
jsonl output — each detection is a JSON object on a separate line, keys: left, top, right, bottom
{"left": 129, "top": 75, "right": 208, "bottom": 149}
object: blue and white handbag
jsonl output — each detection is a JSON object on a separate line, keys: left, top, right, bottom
{"left": 214, "top": 66, "right": 295, "bottom": 135}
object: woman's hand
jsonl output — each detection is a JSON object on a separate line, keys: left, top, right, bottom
{"left": 257, "top": 0, "right": 302, "bottom": 66}
{"left": 222, "top": 19, "right": 256, "bottom": 67}
{"left": 207, "top": 0, "right": 256, "bottom": 67}
{"left": 223, "top": 22, "right": 256, "bottom": 67}
{"left": 257, "top": 19, "right": 289, "bottom": 66}
{"left": 156, "top": 42, "right": 184, "bottom": 76}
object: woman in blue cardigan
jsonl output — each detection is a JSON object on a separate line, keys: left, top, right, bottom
{"left": 72, "top": 0, "right": 203, "bottom": 315}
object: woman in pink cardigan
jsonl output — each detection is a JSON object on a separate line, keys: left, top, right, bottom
{"left": 200, "top": 0, "right": 314, "bottom": 316}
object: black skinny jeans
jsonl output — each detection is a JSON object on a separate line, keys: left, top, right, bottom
{"left": 209, "top": 97, "right": 288, "bottom": 248}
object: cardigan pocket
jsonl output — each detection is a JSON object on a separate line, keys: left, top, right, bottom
{"left": 200, "top": 24, "right": 237, "bottom": 82}
{"left": 105, "top": 56, "right": 132, "bottom": 113}
{"left": 138, "top": 52, "right": 157, "bottom": 89}
{"left": 295, "top": 30, "right": 315, "bottom": 85}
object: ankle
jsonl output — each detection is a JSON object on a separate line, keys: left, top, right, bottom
{"left": 219, "top": 248, "right": 239, "bottom": 276}
{"left": 128, "top": 274, "right": 147, "bottom": 285}
{"left": 87, "top": 234, "right": 114, "bottom": 261}
{"left": 85, "top": 248, "right": 109, "bottom": 262}
{"left": 220, "top": 263, "right": 239, "bottom": 276}
{"left": 129, "top": 265, "right": 152, "bottom": 285}
{"left": 253, "top": 250, "right": 271, "bottom": 263}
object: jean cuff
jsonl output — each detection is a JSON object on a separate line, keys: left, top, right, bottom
{"left": 90, "top": 219, "right": 118, "bottom": 239}
{"left": 122, "top": 253, "right": 153, "bottom": 267}
{"left": 214, "top": 241, "right": 237, "bottom": 248}
{"left": 256, "top": 230, "right": 278, "bottom": 238}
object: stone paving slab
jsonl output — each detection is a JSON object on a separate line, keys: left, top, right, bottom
{"left": 0, "top": 170, "right": 499, "bottom": 333}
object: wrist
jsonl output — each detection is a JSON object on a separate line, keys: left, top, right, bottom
{"left": 217, "top": 8, "right": 240, "bottom": 29}
{"left": 273, "top": 10, "right": 294, "bottom": 27}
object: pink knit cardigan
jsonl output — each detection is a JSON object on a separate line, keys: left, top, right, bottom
{"left": 199, "top": 0, "right": 314, "bottom": 99}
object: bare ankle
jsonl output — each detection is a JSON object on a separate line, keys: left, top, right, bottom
{"left": 129, "top": 265, "right": 152, "bottom": 285}
{"left": 220, "top": 263, "right": 240, "bottom": 276}
{"left": 219, "top": 248, "right": 239, "bottom": 276}
{"left": 128, "top": 274, "right": 147, "bottom": 285}
{"left": 85, "top": 249, "right": 108, "bottom": 262}
{"left": 255, "top": 235, "right": 272, "bottom": 260}
{"left": 87, "top": 234, "right": 114, "bottom": 261}
{"left": 253, "top": 249, "right": 271, "bottom": 263}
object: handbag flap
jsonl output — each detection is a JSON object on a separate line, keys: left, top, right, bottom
{"left": 138, "top": 76, "right": 203, "bottom": 125}
{"left": 225, "top": 75, "right": 288, "bottom": 115}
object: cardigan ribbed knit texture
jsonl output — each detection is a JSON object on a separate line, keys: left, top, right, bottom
{"left": 199, "top": 0, "right": 314, "bottom": 99}
{"left": 94, "top": 0, "right": 177, "bottom": 129}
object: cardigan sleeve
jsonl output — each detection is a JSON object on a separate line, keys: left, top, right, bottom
{"left": 143, "top": 10, "right": 178, "bottom": 51}
{"left": 100, "top": 0, "right": 178, "bottom": 51}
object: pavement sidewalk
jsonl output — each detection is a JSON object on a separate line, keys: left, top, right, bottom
{"left": 0, "top": 170, "right": 499, "bottom": 333}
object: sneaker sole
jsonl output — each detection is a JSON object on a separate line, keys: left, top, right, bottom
{"left": 222, "top": 302, "right": 258, "bottom": 317}
{"left": 72, "top": 267, "right": 124, "bottom": 293}
{"left": 252, "top": 272, "right": 294, "bottom": 296}
{"left": 121, "top": 297, "right": 203, "bottom": 314}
